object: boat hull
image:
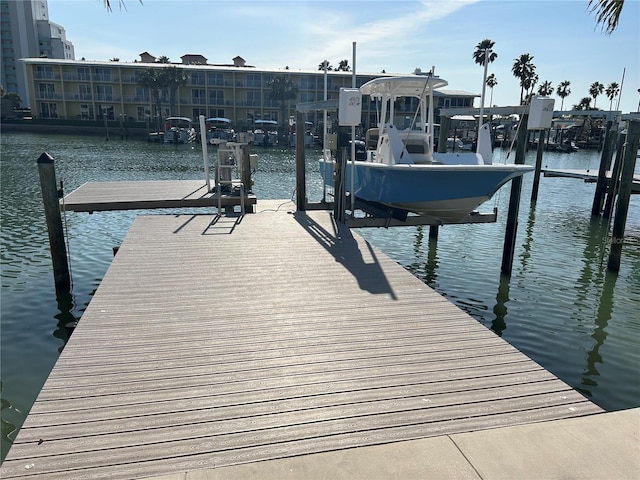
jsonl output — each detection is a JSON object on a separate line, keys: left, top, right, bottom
{"left": 319, "top": 159, "right": 533, "bottom": 222}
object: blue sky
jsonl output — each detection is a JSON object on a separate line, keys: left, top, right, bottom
{"left": 47, "top": 0, "right": 639, "bottom": 113}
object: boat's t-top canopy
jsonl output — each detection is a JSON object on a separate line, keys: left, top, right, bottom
{"left": 166, "top": 116, "right": 192, "bottom": 123}
{"left": 254, "top": 119, "right": 278, "bottom": 126}
{"left": 360, "top": 74, "right": 449, "bottom": 164}
{"left": 360, "top": 75, "right": 448, "bottom": 100}
{"left": 206, "top": 117, "right": 231, "bottom": 124}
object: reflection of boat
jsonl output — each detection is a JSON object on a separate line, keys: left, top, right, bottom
{"left": 206, "top": 117, "right": 235, "bottom": 144}
{"left": 164, "top": 116, "right": 196, "bottom": 144}
{"left": 253, "top": 119, "right": 278, "bottom": 146}
{"left": 319, "top": 74, "right": 534, "bottom": 222}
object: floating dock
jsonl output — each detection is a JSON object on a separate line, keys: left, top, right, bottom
{"left": 3, "top": 200, "right": 636, "bottom": 479}
{"left": 60, "top": 179, "right": 256, "bottom": 212}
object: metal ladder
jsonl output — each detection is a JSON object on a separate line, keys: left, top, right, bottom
{"left": 216, "top": 142, "right": 245, "bottom": 214}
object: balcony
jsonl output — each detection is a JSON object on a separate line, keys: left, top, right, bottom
{"left": 36, "top": 92, "right": 62, "bottom": 100}
{"left": 65, "top": 93, "right": 93, "bottom": 101}
{"left": 34, "top": 72, "right": 60, "bottom": 80}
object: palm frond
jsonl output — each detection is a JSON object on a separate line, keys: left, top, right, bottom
{"left": 588, "top": 0, "right": 624, "bottom": 34}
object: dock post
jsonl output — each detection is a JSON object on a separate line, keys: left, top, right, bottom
{"left": 241, "top": 144, "right": 253, "bottom": 213}
{"left": 607, "top": 120, "right": 639, "bottom": 272}
{"left": 530, "top": 129, "right": 546, "bottom": 203}
{"left": 591, "top": 120, "right": 614, "bottom": 216}
{"left": 603, "top": 130, "right": 625, "bottom": 219}
{"left": 37, "top": 152, "right": 71, "bottom": 291}
{"left": 437, "top": 116, "right": 450, "bottom": 153}
{"left": 501, "top": 115, "right": 527, "bottom": 276}
{"left": 295, "top": 112, "right": 306, "bottom": 211}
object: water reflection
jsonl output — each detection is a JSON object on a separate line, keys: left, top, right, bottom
{"left": 491, "top": 274, "right": 510, "bottom": 337}
{"left": 53, "top": 287, "right": 77, "bottom": 350}
{"left": 406, "top": 226, "right": 439, "bottom": 287}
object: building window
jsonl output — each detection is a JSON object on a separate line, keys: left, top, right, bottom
{"left": 246, "top": 74, "right": 261, "bottom": 88}
{"left": 247, "top": 91, "right": 260, "bottom": 107}
{"left": 38, "top": 83, "right": 56, "bottom": 99}
{"left": 78, "top": 84, "right": 91, "bottom": 100}
{"left": 94, "top": 67, "right": 112, "bottom": 82}
{"left": 40, "top": 103, "right": 58, "bottom": 118}
{"left": 135, "top": 86, "right": 149, "bottom": 102}
{"left": 299, "top": 92, "right": 316, "bottom": 103}
{"left": 191, "top": 89, "right": 205, "bottom": 104}
{"left": 191, "top": 71, "right": 205, "bottom": 86}
{"left": 300, "top": 76, "right": 316, "bottom": 90}
{"left": 209, "top": 108, "right": 225, "bottom": 118}
{"left": 208, "top": 90, "right": 224, "bottom": 106}
{"left": 35, "top": 65, "right": 54, "bottom": 79}
{"left": 77, "top": 67, "right": 90, "bottom": 81}
{"left": 79, "top": 103, "right": 94, "bottom": 120}
{"left": 207, "top": 72, "right": 224, "bottom": 86}
{"left": 95, "top": 85, "right": 113, "bottom": 101}
{"left": 137, "top": 106, "right": 150, "bottom": 122}
{"left": 98, "top": 105, "right": 114, "bottom": 120}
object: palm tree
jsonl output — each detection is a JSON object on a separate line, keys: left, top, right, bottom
{"left": 156, "top": 56, "right": 170, "bottom": 64}
{"left": 537, "top": 80, "right": 554, "bottom": 97}
{"left": 336, "top": 60, "right": 351, "bottom": 72}
{"left": 589, "top": 81, "right": 604, "bottom": 108}
{"left": 318, "top": 60, "right": 333, "bottom": 71}
{"left": 605, "top": 82, "right": 620, "bottom": 110}
{"left": 137, "top": 68, "right": 164, "bottom": 132}
{"left": 472, "top": 39, "right": 498, "bottom": 66}
{"left": 588, "top": 0, "right": 625, "bottom": 34}
{"left": 557, "top": 81, "right": 571, "bottom": 110}
{"left": 512, "top": 53, "right": 536, "bottom": 104}
{"left": 160, "top": 66, "right": 189, "bottom": 116}
{"left": 473, "top": 39, "right": 497, "bottom": 129}
{"left": 268, "top": 74, "right": 298, "bottom": 141}
{"left": 486, "top": 74, "right": 497, "bottom": 106}
{"left": 574, "top": 97, "right": 592, "bottom": 110}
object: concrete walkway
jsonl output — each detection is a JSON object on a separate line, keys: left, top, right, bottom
{"left": 146, "top": 407, "right": 639, "bottom": 480}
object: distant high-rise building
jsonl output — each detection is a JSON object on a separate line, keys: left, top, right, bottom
{"left": 1, "top": 0, "right": 74, "bottom": 108}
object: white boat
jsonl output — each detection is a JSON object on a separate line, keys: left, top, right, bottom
{"left": 289, "top": 120, "right": 315, "bottom": 147}
{"left": 205, "top": 117, "right": 235, "bottom": 144}
{"left": 319, "top": 74, "right": 534, "bottom": 222}
{"left": 253, "top": 119, "right": 278, "bottom": 146}
{"left": 164, "top": 116, "right": 196, "bottom": 144}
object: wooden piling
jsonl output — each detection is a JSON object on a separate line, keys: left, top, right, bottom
{"left": 438, "top": 116, "right": 450, "bottom": 153}
{"left": 37, "top": 152, "right": 71, "bottom": 291}
{"left": 530, "top": 129, "right": 546, "bottom": 203}
{"left": 501, "top": 115, "right": 527, "bottom": 276}
{"left": 591, "top": 120, "right": 615, "bottom": 216}
{"left": 602, "top": 130, "right": 625, "bottom": 219}
{"left": 295, "top": 112, "right": 306, "bottom": 211}
{"left": 607, "top": 120, "right": 640, "bottom": 272}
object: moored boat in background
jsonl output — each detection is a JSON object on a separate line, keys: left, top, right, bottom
{"left": 164, "top": 116, "right": 196, "bottom": 144}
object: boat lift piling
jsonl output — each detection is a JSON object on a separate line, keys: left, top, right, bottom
{"left": 602, "top": 129, "right": 626, "bottom": 219}
{"left": 37, "top": 151, "right": 71, "bottom": 292}
{"left": 591, "top": 119, "right": 618, "bottom": 216}
{"left": 501, "top": 114, "right": 528, "bottom": 276}
{"left": 607, "top": 119, "right": 640, "bottom": 272}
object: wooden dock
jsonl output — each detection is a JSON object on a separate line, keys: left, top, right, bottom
{"left": 60, "top": 179, "right": 256, "bottom": 212}
{"left": 542, "top": 168, "right": 640, "bottom": 194}
{"left": 1, "top": 201, "right": 603, "bottom": 479}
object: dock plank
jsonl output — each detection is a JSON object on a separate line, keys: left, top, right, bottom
{"left": 1, "top": 203, "right": 602, "bottom": 479}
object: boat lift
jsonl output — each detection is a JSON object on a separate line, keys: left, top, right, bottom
{"left": 293, "top": 100, "right": 497, "bottom": 229}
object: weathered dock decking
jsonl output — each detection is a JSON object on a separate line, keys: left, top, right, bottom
{"left": 61, "top": 179, "right": 256, "bottom": 212}
{"left": 1, "top": 201, "right": 604, "bottom": 479}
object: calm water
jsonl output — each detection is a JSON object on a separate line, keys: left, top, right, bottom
{"left": 1, "top": 132, "right": 639, "bottom": 462}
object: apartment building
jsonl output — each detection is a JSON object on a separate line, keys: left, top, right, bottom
{"left": 1, "top": 0, "right": 74, "bottom": 108}
{"left": 21, "top": 55, "right": 477, "bottom": 131}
